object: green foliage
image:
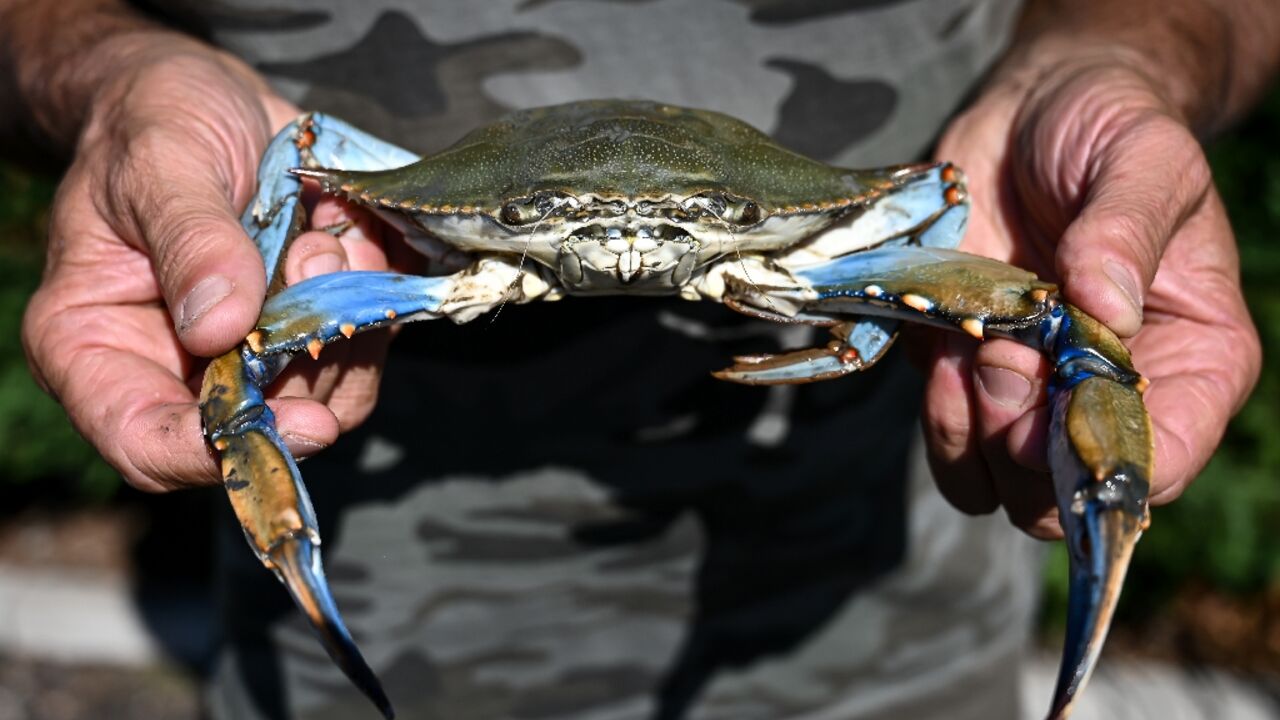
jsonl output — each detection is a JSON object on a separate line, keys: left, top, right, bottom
{"left": 0, "top": 165, "right": 118, "bottom": 503}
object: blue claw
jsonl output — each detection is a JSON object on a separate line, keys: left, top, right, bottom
{"left": 201, "top": 114, "right": 429, "bottom": 720}
{"left": 1045, "top": 377, "right": 1151, "bottom": 720}
{"left": 1049, "top": 499, "right": 1145, "bottom": 720}
{"left": 202, "top": 345, "right": 396, "bottom": 718}
{"left": 202, "top": 270, "right": 459, "bottom": 719}
{"left": 717, "top": 235, "right": 1153, "bottom": 720}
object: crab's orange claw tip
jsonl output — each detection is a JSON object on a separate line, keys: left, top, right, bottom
{"left": 1048, "top": 500, "right": 1145, "bottom": 720}
{"left": 269, "top": 535, "right": 395, "bottom": 719}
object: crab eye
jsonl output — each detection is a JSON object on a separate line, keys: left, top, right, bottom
{"left": 719, "top": 196, "right": 766, "bottom": 225}
{"left": 500, "top": 199, "right": 537, "bottom": 225}
{"left": 685, "top": 194, "right": 766, "bottom": 225}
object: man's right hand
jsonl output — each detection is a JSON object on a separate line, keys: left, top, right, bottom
{"left": 19, "top": 34, "right": 392, "bottom": 492}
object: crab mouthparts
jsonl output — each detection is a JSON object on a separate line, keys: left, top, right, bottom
{"left": 557, "top": 223, "right": 699, "bottom": 292}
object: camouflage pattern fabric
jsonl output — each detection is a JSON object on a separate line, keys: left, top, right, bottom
{"left": 139, "top": 1, "right": 1042, "bottom": 718}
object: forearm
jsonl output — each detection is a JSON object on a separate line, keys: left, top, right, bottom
{"left": 0, "top": 0, "right": 150, "bottom": 153}
{"left": 0, "top": 0, "right": 268, "bottom": 157}
{"left": 1002, "top": 0, "right": 1280, "bottom": 134}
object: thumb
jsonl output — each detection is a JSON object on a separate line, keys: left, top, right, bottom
{"left": 154, "top": 202, "right": 267, "bottom": 356}
{"left": 1053, "top": 113, "right": 1210, "bottom": 337}
{"left": 106, "top": 137, "right": 270, "bottom": 357}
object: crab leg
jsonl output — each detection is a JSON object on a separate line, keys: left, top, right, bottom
{"left": 201, "top": 271, "right": 474, "bottom": 720}
{"left": 719, "top": 246, "right": 1152, "bottom": 720}
{"left": 202, "top": 269, "right": 523, "bottom": 720}
{"left": 200, "top": 115, "right": 423, "bottom": 719}
{"left": 716, "top": 163, "right": 970, "bottom": 383}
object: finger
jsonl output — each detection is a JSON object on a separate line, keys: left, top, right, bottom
{"left": 273, "top": 227, "right": 384, "bottom": 425}
{"left": 122, "top": 397, "right": 338, "bottom": 491}
{"left": 284, "top": 230, "right": 351, "bottom": 287}
{"left": 323, "top": 329, "right": 391, "bottom": 431}
{"left": 922, "top": 333, "right": 999, "bottom": 514}
{"left": 1054, "top": 114, "right": 1211, "bottom": 337}
{"left": 270, "top": 398, "right": 342, "bottom": 461}
{"left": 100, "top": 130, "right": 269, "bottom": 357}
{"left": 273, "top": 227, "right": 357, "bottom": 405}
{"left": 23, "top": 303, "right": 339, "bottom": 492}
{"left": 279, "top": 203, "right": 395, "bottom": 430}
{"left": 971, "top": 339, "right": 1059, "bottom": 538}
{"left": 311, "top": 196, "right": 392, "bottom": 272}
{"left": 267, "top": 325, "right": 389, "bottom": 432}
{"left": 1126, "top": 194, "right": 1261, "bottom": 503}
{"left": 972, "top": 340, "right": 1051, "bottom": 472}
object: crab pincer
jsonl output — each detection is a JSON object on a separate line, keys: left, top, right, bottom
{"left": 201, "top": 347, "right": 395, "bottom": 719}
{"left": 716, "top": 246, "right": 1152, "bottom": 720}
{"left": 1042, "top": 309, "right": 1153, "bottom": 720}
{"left": 198, "top": 112, "right": 428, "bottom": 719}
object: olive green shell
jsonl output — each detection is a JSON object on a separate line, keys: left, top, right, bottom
{"left": 313, "top": 100, "right": 901, "bottom": 213}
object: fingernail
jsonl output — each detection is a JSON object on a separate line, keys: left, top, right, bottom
{"left": 301, "top": 252, "right": 344, "bottom": 279}
{"left": 282, "top": 431, "right": 329, "bottom": 459}
{"left": 178, "top": 275, "right": 233, "bottom": 332}
{"left": 1103, "top": 259, "right": 1143, "bottom": 324}
{"left": 977, "top": 366, "right": 1033, "bottom": 409}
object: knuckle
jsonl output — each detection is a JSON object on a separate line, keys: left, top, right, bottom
{"left": 1218, "top": 321, "right": 1263, "bottom": 416}
{"left": 20, "top": 289, "right": 75, "bottom": 398}
{"left": 1143, "top": 113, "right": 1212, "bottom": 203}
{"left": 117, "top": 404, "right": 218, "bottom": 493}
{"left": 1239, "top": 324, "right": 1263, "bottom": 390}
{"left": 329, "top": 375, "right": 383, "bottom": 432}
{"left": 1149, "top": 477, "right": 1189, "bottom": 506}
{"left": 922, "top": 396, "right": 973, "bottom": 458}
{"left": 1179, "top": 140, "right": 1213, "bottom": 198}
{"left": 332, "top": 393, "right": 379, "bottom": 433}
{"left": 1099, "top": 208, "right": 1162, "bottom": 266}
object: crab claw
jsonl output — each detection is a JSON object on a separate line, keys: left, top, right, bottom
{"left": 1045, "top": 376, "right": 1152, "bottom": 720}
{"left": 202, "top": 349, "right": 395, "bottom": 719}
{"left": 1049, "top": 490, "right": 1145, "bottom": 720}
{"left": 269, "top": 533, "right": 395, "bottom": 720}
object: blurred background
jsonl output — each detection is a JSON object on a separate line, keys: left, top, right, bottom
{"left": 0, "top": 89, "right": 1276, "bottom": 718}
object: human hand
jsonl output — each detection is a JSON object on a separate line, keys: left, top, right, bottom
{"left": 20, "top": 34, "right": 393, "bottom": 492}
{"left": 923, "top": 57, "right": 1262, "bottom": 538}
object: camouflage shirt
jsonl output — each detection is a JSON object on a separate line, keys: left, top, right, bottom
{"left": 140, "top": 2, "right": 1042, "bottom": 718}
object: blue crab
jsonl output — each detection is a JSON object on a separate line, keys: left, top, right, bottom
{"left": 199, "top": 100, "right": 1152, "bottom": 720}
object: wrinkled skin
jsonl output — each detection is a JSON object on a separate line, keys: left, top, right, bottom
{"left": 22, "top": 39, "right": 401, "bottom": 491}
